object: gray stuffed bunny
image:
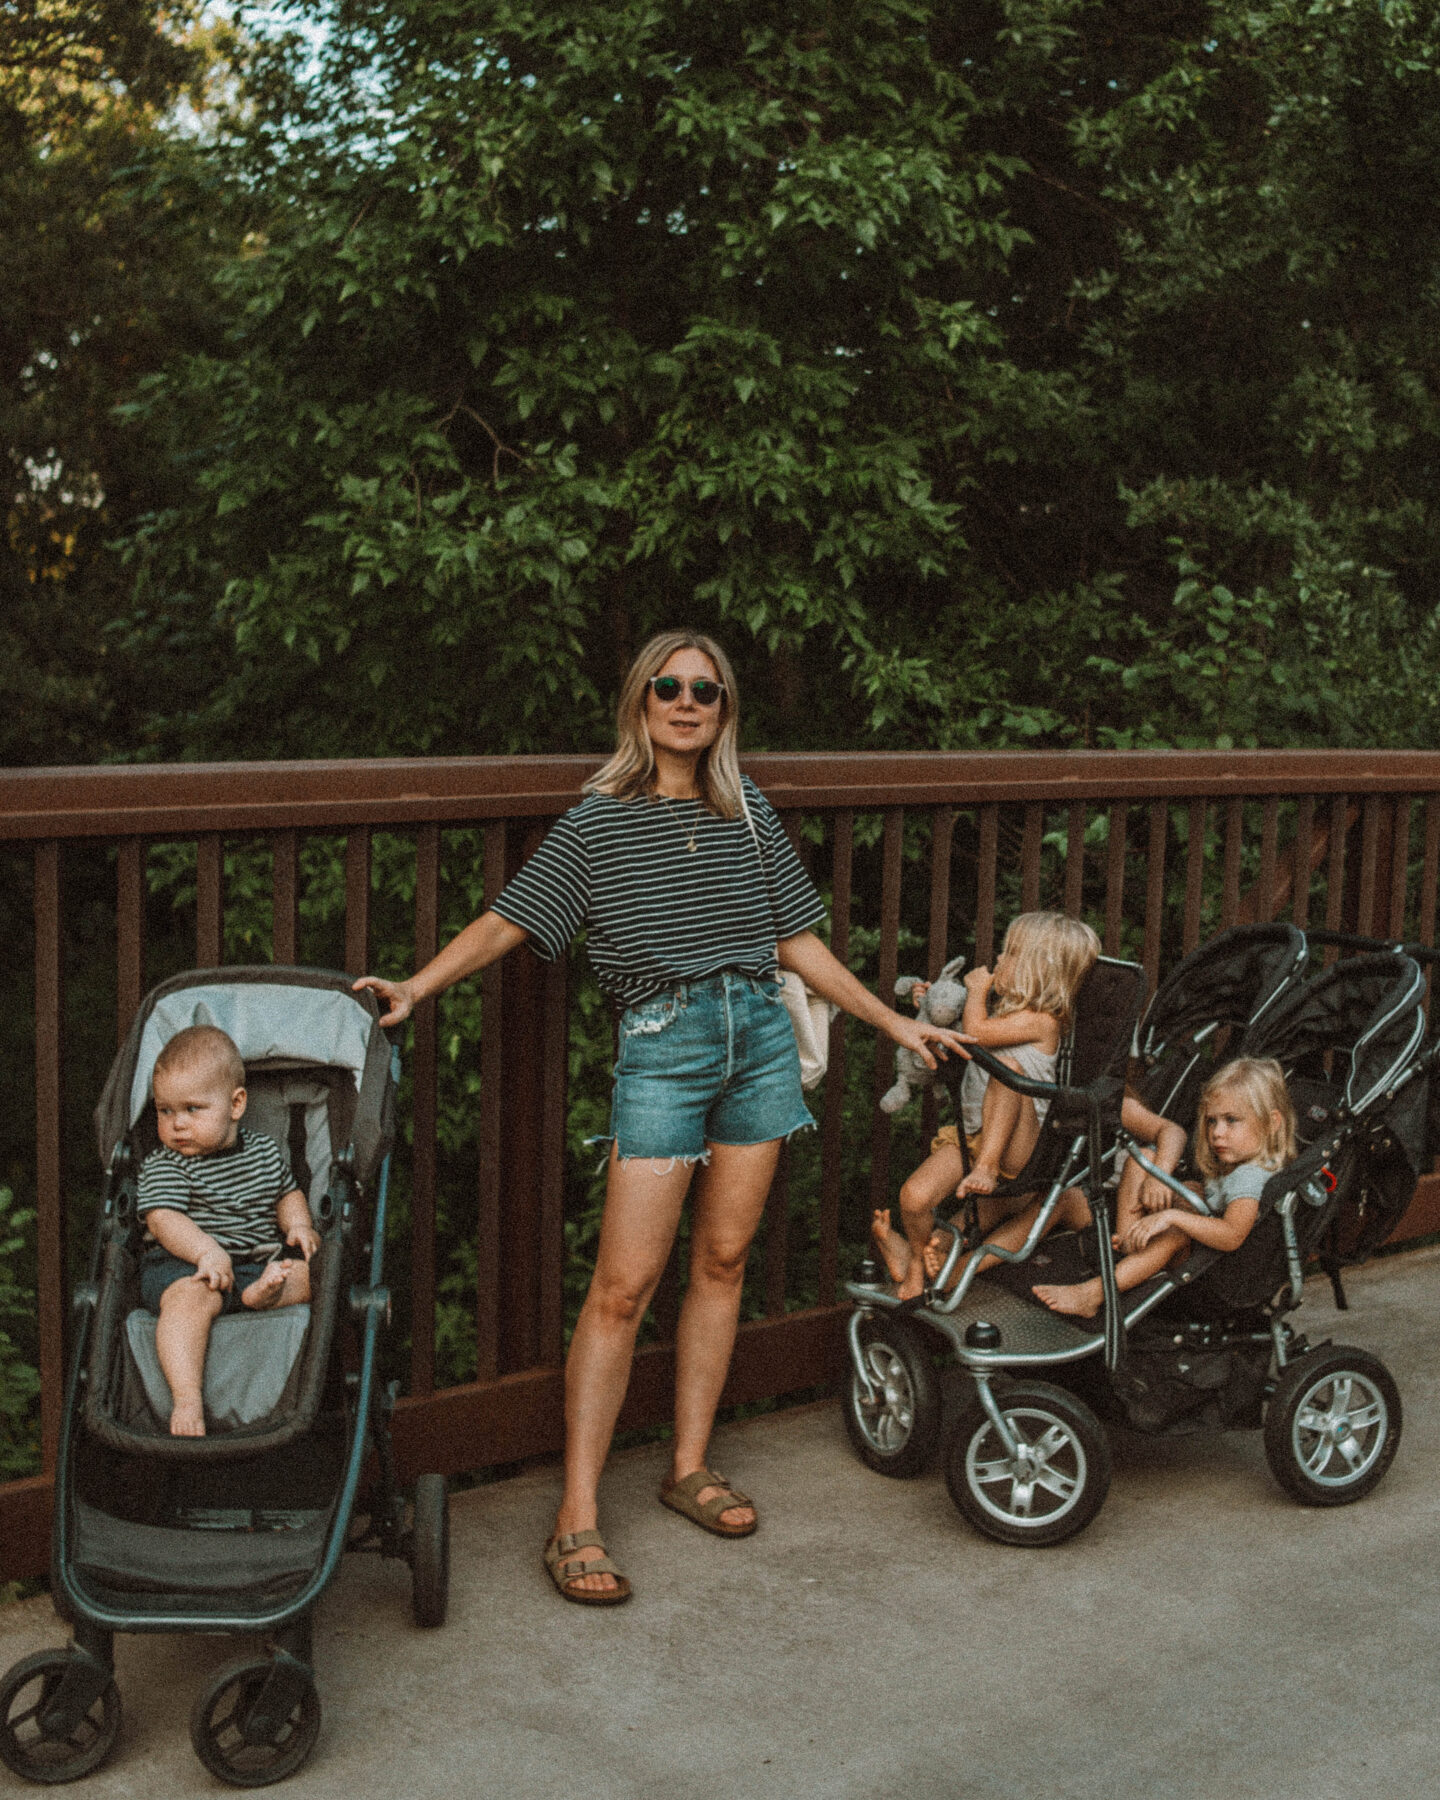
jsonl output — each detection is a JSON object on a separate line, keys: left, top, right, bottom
{"left": 878, "top": 954, "right": 967, "bottom": 1114}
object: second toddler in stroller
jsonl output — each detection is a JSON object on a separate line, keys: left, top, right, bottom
{"left": 969, "top": 1057, "right": 1297, "bottom": 1317}
{"left": 137, "top": 1023, "right": 320, "bottom": 1435}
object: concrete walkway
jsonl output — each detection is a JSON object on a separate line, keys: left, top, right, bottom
{"left": 5, "top": 1250, "right": 1440, "bottom": 1800}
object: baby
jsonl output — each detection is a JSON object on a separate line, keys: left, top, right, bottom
{"left": 136, "top": 1024, "right": 320, "bottom": 1436}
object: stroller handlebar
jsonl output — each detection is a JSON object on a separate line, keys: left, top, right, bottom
{"left": 949, "top": 1041, "right": 1091, "bottom": 1112}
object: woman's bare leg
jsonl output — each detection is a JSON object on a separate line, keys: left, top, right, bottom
{"left": 670, "top": 1138, "right": 782, "bottom": 1528}
{"left": 894, "top": 1143, "right": 966, "bottom": 1300}
{"left": 554, "top": 1147, "right": 695, "bottom": 1593}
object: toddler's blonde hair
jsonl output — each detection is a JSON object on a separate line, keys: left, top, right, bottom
{"left": 991, "top": 911, "right": 1100, "bottom": 1032}
{"left": 1195, "top": 1057, "right": 1297, "bottom": 1179}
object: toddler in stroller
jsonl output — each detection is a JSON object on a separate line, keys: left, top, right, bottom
{"left": 140, "top": 1024, "right": 320, "bottom": 1435}
{"left": 1028, "top": 1057, "right": 1297, "bottom": 1318}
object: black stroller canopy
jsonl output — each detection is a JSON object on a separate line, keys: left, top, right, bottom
{"left": 1247, "top": 951, "right": 1427, "bottom": 1120}
{"left": 95, "top": 966, "right": 393, "bottom": 1186}
{"left": 1138, "top": 923, "right": 1307, "bottom": 1059}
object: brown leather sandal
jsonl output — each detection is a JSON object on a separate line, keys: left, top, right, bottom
{"left": 658, "top": 1468, "right": 757, "bottom": 1538}
{"left": 543, "top": 1530, "right": 632, "bottom": 1605}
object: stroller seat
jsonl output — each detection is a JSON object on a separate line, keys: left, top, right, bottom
{"left": 124, "top": 1307, "right": 312, "bottom": 1432}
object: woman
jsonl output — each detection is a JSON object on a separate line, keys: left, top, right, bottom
{"left": 356, "top": 629, "right": 963, "bottom": 1604}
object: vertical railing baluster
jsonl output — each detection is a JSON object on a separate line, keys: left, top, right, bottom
{"left": 1020, "top": 803, "right": 1043, "bottom": 913}
{"left": 539, "top": 949, "right": 570, "bottom": 1363}
{"left": 1291, "top": 796, "right": 1316, "bottom": 928}
{"left": 409, "top": 826, "right": 440, "bottom": 1396}
{"left": 1183, "top": 799, "right": 1206, "bottom": 953}
{"left": 476, "top": 822, "right": 506, "bottom": 1383}
{"left": 1257, "top": 798, "right": 1279, "bottom": 923}
{"left": 976, "top": 805, "right": 999, "bottom": 964}
{"left": 762, "top": 811, "right": 805, "bottom": 1320}
{"left": 1221, "top": 798, "right": 1243, "bottom": 929}
{"left": 1064, "top": 803, "right": 1086, "bottom": 918}
{"left": 1104, "top": 803, "right": 1128, "bottom": 955}
{"left": 344, "top": 826, "right": 371, "bottom": 975}
{"left": 1143, "top": 803, "right": 1167, "bottom": 991}
{"left": 1420, "top": 797, "right": 1440, "bottom": 948}
{"left": 867, "top": 809, "right": 904, "bottom": 1217}
{"left": 764, "top": 1146, "right": 790, "bottom": 1320}
{"left": 1356, "top": 795, "right": 1381, "bottom": 939}
{"left": 34, "top": 843, "right": 65, "bottom": 1475}
{"left": 116, "top": 838, "right": 146, "bottom": 1045}
{"left": 921, "top": 807, "right": 958, "bottom": 1148}
{"left": 1324, "top": 794, "right": 1348, "bottom": 965}
{"left": 271, "top": 829, "right": 299, "bottom": 964}
{"left": 196, "top": 833, "right": 223, "bottom": 965}
{"left": 1388, "top": 798, "right": 1412, "bottom": 940}
{"left": 818, "top": 812, "right": 853, "bottom": 1305}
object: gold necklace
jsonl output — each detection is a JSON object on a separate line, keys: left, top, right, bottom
{"left": 657, "top": 792, "right": 701, "bottom": 852}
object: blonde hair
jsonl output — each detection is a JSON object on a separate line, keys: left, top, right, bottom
{"left": 991, "top": 911, "right": 1100, "bottom": 1032}
{"left": 1195, "top": 1057, "right": 1297, "bottom": 1179}
{"left": 583, "top": 629, "right": 744, "bottom": 819}
{"left": 154, "top": 1025, "right": 246, "bottom": 1094}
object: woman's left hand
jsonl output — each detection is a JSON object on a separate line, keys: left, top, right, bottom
{"left": 888, "top": 1015, "right": 970, "bottom": 1070}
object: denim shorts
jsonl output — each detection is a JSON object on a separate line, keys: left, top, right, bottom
{"left": 140, "top": 1249, "right": 270, "bottom": 1317}
{"left": 606, "top": 972, "right": 815, "bottom": 1164}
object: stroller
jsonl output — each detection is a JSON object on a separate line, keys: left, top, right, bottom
{"left": 843, "top": 932, "right": 1419, "bottom": 1546}
{"left": 0, "top": 967, "right": 450, "bottom": 1787}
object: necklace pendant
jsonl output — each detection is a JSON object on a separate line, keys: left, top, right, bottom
{"left": 687, "top": 835, "right": 697, "bottom": 853}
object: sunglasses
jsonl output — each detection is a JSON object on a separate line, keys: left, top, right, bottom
{"left": 648, "top": 675, "right": 726, "bottom": 707}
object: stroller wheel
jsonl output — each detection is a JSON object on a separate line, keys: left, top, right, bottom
{"left": 410, "top": 1473, "right": 451, "bottom": 1628}
{"left": 1264, "top": 1345, "right": 1402, "bottom": 1506}
{"left": 946, "top": 1380, "right": 1111, "bottom": 1547}
{"left": 843, "top": 1313, "right": 942, "bottom": 1478}
{"left": 0, "top": 1648, "right": 121, "bottom": 1784}
{"left": 190, "top": 1657, "right": 321, "bottom": 1788}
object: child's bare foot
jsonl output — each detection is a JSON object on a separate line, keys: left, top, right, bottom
{"left": 169, "top": 1395, "right": 205, "bottom": 1437}
{"left": 1033, "top": 1279, "right": 1103, "bottom": 1319}
{"left": 241, "top": 1261, "right": 290, "bottom": 1310}
{"left": 956, "top": 1163, "right": 999, "bottom": 1199}
{"left": 869, "top": 1209, "right": 911, "bottom": 1286}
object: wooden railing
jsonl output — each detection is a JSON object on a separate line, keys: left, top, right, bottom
{"left": 5, "top": 748, "right": 1440, "bottom": 1579}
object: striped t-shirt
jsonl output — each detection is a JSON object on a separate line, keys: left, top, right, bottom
{"left": 493, "top": 776, "right": 826, "bottom": 1008}
{"left": 137, "top": 1127, "right": 297, "bottom": 1256}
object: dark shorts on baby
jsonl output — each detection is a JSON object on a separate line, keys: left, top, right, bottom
{"left": 140, "top": 1249, "right": 271, "bottom": 1317}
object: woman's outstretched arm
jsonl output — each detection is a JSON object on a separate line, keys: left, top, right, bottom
{"left": 777, "top": 930, "right": 967, "bottom": 1071}
{"left": 353, "top": 911, "right": 529, "bottom": 1026}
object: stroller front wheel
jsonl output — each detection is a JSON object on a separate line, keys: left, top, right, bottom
{"left": 190, "top": 1656, "right": 321, "bottom": 1788}
{"left": 0, "top": 1649, "right": 121, "bottom": 1785}
{"left": 946, "top": 1380, "right": 1112, "bottom": 1547}
{"left": 843, "top": 1313, "right": 943, "bottom": 1478}
{"left": 1264, "top": 1345, "right": 1401, "bottom": 1506}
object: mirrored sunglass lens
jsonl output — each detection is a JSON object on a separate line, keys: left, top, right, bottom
{"left": 651, "top": 677, "right": 682, "bottom": 701}
{"left": 690, "top": 681, "right": 722, "bottom": 705}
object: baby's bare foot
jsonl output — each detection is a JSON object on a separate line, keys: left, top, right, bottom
{"left": 956, "top": 1163, "right": 999, "bottom": 1199}
{"left": 869, "top": 1209, "right": 911, "bottom": 1286}
{"left": 169, "top": 1396, "right": 205, "bottom": 1437}
{"left": 1033, "top": 1280, "right": 1102, "bottom": 1319}
{"left": 241, "top": 1261, "right": 289, "bottom": 1311}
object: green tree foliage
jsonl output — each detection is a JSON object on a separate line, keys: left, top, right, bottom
{"left": 1, "top": 0, "right": 243, "bottom": 764}
{"left": 123, "top": 0, "right": 1440, "bottom": 761}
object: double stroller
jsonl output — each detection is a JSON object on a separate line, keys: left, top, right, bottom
{"left": 844, "top": 924, "right": 1423, "bottom": 1545}
{"left": 0, "top": 967, "right": 450, "bottom": 1786}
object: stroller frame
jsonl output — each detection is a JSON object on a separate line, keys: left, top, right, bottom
{"left": 1, "top": 967, "right": 450, "bottom": 1789}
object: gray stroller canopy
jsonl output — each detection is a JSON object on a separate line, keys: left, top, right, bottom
{"left": 95, "top": 966, "right": 394, "bottom": 1186}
